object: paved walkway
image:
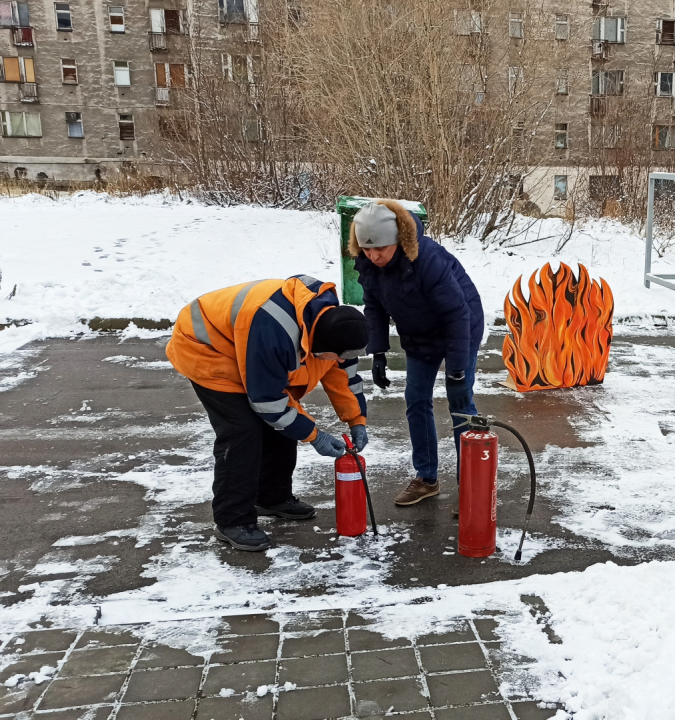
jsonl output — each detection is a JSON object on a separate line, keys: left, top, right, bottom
{"left": 0, "top": 610, "right": 560, "bottom": 720}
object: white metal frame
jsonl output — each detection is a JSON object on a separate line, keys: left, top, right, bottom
{"left": 645, "top": 171, "right": 675, "bottom": 290}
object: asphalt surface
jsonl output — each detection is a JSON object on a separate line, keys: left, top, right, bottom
{"left": 1, "top": 331, "right": 674, "bottom": 612}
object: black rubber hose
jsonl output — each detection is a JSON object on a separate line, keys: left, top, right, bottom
{"left": 350, "top": 451, "right": 378, "bottom": 537}
{"left": 491, "top": 420, "right": 536, "bottom": 561}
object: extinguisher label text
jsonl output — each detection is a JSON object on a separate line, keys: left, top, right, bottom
{"left": 491, "top": 472, "right": 498, "bottom": 522}
{"left": 464, "top": 432, "right": 497, "bottom": 440}
{"left": 337, "top": 472, "right": 361, "bottom": 482}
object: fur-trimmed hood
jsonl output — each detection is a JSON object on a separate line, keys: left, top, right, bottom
{"left": 348, "top": 199, "right": 419, "bottom": 262}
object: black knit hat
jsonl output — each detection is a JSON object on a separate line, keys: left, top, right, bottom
{"left": 312, "top": 306, "right": 370, "bottom": 356}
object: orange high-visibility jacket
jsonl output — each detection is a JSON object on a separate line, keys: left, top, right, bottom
{"left": 166, "top": 275, "right": 367, "bottom": 442}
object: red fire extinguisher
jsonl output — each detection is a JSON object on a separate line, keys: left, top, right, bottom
{"left": 453, "top": 413, "right": 537, "bottom": 562}
{"left": 335, "top": 434, "right": 378, "bottom": 537}
{"left": 458, "top": 429, "right": 499, "bottom": 557}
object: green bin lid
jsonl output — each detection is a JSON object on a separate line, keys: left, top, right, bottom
{"left": 336, "top": 195, "right": 428, "bottom": 221}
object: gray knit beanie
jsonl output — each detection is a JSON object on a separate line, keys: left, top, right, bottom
{"left": 353, "top": 203, "right": 399, "bottom": 248}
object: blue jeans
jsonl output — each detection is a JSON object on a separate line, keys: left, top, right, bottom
{"left": 404, "top": 351, "right": 478, "bottom": 482}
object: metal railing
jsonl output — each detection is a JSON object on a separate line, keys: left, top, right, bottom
{"left": 645, "top": 171, "right": 675, "bottom": 291}
{"left": 148, "top": 32, "right": 167, "bottom": 51}
{"left": 155, "top": 86, "right": 170, "bottom": 105}
{"left": 11, "top": 25, "right": 34, "bottom": 46}
{"left": 19, "top": 82, "right": 39, "bottom": 102}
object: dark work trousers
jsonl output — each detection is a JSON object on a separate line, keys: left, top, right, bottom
{"left": 191, "top": 382, "right": 297, "bottom": 527}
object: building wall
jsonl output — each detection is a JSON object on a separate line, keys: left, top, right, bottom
{"left": 0, "top": 0, "right": 254, "bottom": 180}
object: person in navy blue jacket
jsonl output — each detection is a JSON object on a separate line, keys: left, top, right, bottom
{"left": 350, "top": 200, "right": 484, "bottom": 506}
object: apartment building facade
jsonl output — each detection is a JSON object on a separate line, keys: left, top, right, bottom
{"left": 0, "top": 0, "right": 260, "bottom": 181}
{"left": 3, "top": 0, "right": 675, "bottom": 207}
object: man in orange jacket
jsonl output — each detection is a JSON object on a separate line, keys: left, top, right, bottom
{"left": 166, "top": 275, "right": 370, "bottom": 551}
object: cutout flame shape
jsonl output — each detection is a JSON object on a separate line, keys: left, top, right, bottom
{"left": 502, "top": 263, "right": 614, "bottom": 392}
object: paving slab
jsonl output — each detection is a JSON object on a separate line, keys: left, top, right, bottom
{"left": 202, "top": 660, "right": 276, "bottom": 695}
{"left": 354, "top": 677, "right": 428, "bottom": 715}
{"left": 59, "top": 645, "right": 138, "bottom": 677}
{"left": 135, "top": 645, "right": 204, "bottom": 669}
{"left": 122, "top": 666, "right": 203, "bottom": 703}
{"left": 276, "top": 684, "right": 351, "bottom": 720}
{"left": 39, "top": 673, "right": 126, "bottom": 710}
{"left": 426, "top": 670, "right": 502, "bottom": 707}
{"left": 419, "top": 643, "right": 488, "bottom": 673}
{"left": 196, "top": 694, "right": 273, "bottom": 720}
{"left": 278, "top": 653, "right": 349, "bottom": 687}
{"left": 211, "top": 634, "right": 279, "bottom": 664}
{"left": 350, "top": 647, "right": 419, "bottom": 681}
{"left": 116, "top": 699, "right": 195, "bottom": 720}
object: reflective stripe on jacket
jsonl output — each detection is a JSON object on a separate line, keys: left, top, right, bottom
{"left": 166, "top": 275, "right": 366, "bottom": 442}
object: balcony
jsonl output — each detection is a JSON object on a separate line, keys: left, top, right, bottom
{"left": 148, "top": 32, "right": 167, "bottom": 51}
{"left": 590, "top": 96, "right": 608, "bottom": 117}
{"left": 246, "top": 21, "right": 260, "bottom": 42}
{"left": 592, "top": 39, "right": 609, "bottom": 59}
{"left": 11, "top": 26, "right": 34, "bottom": 46}
{"left": 19, "top": 83, "right": 39, "bottom": 103}
{"left": 155, "top": 86, "right": 170, "bottom": 105}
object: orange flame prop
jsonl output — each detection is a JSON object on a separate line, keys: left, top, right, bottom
{"left": 502, "top": 263, "right": 614, "bottom": 392}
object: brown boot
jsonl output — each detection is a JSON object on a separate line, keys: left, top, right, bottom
{"left": 394, "top": 478, "right": 440, "bottom": 506}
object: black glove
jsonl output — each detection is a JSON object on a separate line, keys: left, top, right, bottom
{"left": 372, "top": 353, "right": 391, "bottom": 389}
{"left": 446, "top": 371, "right": 471, "bottom": 413}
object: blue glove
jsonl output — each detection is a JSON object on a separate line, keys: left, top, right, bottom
{"left": 311, "top": 430, "right": 346, "bottom": 458}
{"left": 350, "top": 424, "right": 368, "bottom": 452}
{"left": 446, "top": 371, "right": 471, "bottom": 413}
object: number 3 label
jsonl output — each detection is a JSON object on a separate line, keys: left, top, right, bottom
{"left": 481, "top": 450, "right": 490, "bottom": 460}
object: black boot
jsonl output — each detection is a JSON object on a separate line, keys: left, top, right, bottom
{"left": 256, "top": 495, "right": 316, "bottom": 520}
{"left": 215, "top": 524, "right": 271, "bottom": 551}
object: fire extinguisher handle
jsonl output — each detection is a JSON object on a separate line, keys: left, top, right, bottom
{"left": 342, "top": 433, "right": 354, "bottom": 449}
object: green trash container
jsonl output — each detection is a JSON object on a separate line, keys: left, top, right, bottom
{"left": 336, "top": 196, "right": 428, "bottom": 305}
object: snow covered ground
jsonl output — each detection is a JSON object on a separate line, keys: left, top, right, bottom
{"left": 2, "top": 192, "right": 675, "bottom": 719}
{"left": 1, "top": 191, "right": 675, "bottom": 359}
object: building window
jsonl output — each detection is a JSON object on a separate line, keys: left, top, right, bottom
{"left": 591, "top": 125, "right": 620, "bottom": 149}
{"left": 657, "top": 20, "right": 675, "bottom": 45}
{"left": 113, "top": 60, "right": 130, "bottom": 86}
{"left": 555, "top": 123, "right": 568, "bottom": 149}
{"left": 655, "top": 72, "right": 674, "bottom": 97}
{"left": 155, "top": 62, "right": 186, "bottom": 87}
{"left": 589, "top": 175, "right": 620, "bottom": 201}
{"left": 66, "top": 111, "right": 83, "bottom": 137}
{"left": 1, "top": 110, "right": 42, "bottom": 137}
{"left": 592, "top": 70, "right": 624, "bottom": 96}
{"left": 109, "top": 6, "right": 124, "bottom": 32}
{"left": 509, "top": 11, "right": 523, "bottom": 38}
{"left": 0, "top": 56, "right": 34, "bottom": 83}
{"left": 55, "top": 2, "right": 72, "bottom": 30}
{"left": 454, "top": 9, "right": 482, "bottom": 35}
{"left": 0, "top": 2, "right": 30, "bottom": 27}
{"left": 508, "top": 66, "right": 523, "bottom": 95}
{"left": 592, "top": 17, "right": 626, "bottom": 44}
{"left": 554, "top": 175, "right": 568, "bottom": 201}
{"left": 118, "top": 113, "right": 135, "bottom": 140}
{"left": 654, "top": 126, "right": 675, "bottom": 150}
{"left": 61, "top": 58, "right": 77, "bottom": 84}
{"left": 220, "top": 0, "right": 245, "bottom": 23}
{"left": 555, "top": 69, "right": 569, "bottom": 95}
{"left": 555, "top": 14, "right": 569, "bottom": 40}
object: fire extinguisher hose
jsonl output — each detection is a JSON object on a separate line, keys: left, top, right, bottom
{"left": 491, "top": 420, "right": 536, "bottom": 562}
{"left": 347, "top": 449, "right": 378, "bottom": 537}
